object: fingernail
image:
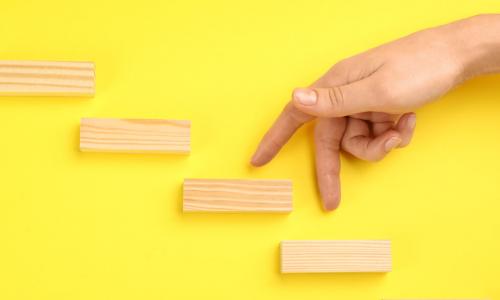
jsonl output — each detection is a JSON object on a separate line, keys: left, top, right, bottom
{"left": 293, "top": 88, "right": 317, "bottom": 105}
{"left": 384, "top": 137, "right": 402, "bottom": 152}
{"left": 407, "top": 114, "right": 416, "bottom": 130}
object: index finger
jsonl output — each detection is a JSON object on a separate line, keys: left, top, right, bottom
{"left": 251, "top": 102, "right": 313, "bottom": 166}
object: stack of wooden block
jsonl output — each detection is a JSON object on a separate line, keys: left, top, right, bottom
{"left": 0, "top": 60, "right": 484, "bottom": 299}
{"left": 0, "top": 59, "right": 391, "bottom": 274}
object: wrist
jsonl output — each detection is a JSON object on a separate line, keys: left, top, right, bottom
{"left": 451, "top": 14, "right": 500, "bottom": 80}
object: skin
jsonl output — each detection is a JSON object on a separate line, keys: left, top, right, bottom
{"left": 251, "top": 14, "right": 500, "bottom": 211}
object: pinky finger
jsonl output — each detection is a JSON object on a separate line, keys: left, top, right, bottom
{"left": 395, "top": 113, "right": 416, "bottom": 148}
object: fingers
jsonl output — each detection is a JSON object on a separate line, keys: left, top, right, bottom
{"left": 314, "top": 117, "right": 346, "bottom": 211}
{"left": 341, "top": 113, "right": 417, "bottom": 161}
{"left": 251, "top": 102, "right": 313, "bottom": 166}
{"left": 291, "top": 76, "right": 380, "bottom": 117}
{"left": 341, "top": 118, "right": 402, "bottom": 162}
{"left": 250, "top": 61, "right": 354, "bottom": 167}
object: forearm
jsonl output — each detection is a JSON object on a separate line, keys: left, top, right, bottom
{"left": 452, "top": 14, "right": 500, "bottom": 79}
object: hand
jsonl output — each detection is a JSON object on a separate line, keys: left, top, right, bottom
{"left": 250, "top": 15, "right": 497, "bottom": 211}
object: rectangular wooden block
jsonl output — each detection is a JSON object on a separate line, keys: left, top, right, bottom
{"left": 80, "top": 118, "right": 190, "bottom": 153}
{"left": 0, "top": 60, "right": 95, "bottom": 96}
{"left": 281, "top": 240, "right": 392, "bottom": 273}
{"left": 183, "top": 179, "right": 292, "bottom": 212}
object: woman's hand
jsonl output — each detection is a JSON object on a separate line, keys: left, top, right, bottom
{"left": 250, "top": 15, "right": 500, "bottom": 211}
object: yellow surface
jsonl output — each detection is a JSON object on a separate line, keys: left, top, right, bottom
{"left": 0, "top": 1, "right": 499, "bottom": 299}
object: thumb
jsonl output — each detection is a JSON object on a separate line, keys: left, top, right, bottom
{"left": 292, "top": 77, "right": 380, "bottom": 117}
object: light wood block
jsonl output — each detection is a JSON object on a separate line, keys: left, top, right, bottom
{"left": 281, "top": 240, "right": 392, "bottom": 273}
{"left": 80, "top": 118, "right": 190, "bottom": 153}
{"left": 0, "top": 60, "right": 95, "bottom": 96}
{"left": 183, "top": 179, "right": 292, "bottom": 212}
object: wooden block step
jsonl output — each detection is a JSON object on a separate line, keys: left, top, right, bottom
{"left": 0, "top": 60, "right": 95, "bottom": 96}
{"left": 183, "top": 179, "right": 292, "bottom": 212}
{"left": 281, "top": 240, "right": 392, "bottom": 273}
{"left": 80, "top": 118, "right": 190, "bottom": 154}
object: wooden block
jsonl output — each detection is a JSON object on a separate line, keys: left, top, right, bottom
{"left": 281, "top": 240, "right": 392, "bottom": 273}
{"left": 80, "top": 118, "right": 190, "bottom": 153}
{"left": 183, "top": 179, "right": 292, "bottom": 212}
{"left": 0, "top": 60, "right": 95, "bottom": 96}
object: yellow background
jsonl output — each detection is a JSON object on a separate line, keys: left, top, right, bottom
{"left": 0, "top": 1, "right": 499, "bottom": 299}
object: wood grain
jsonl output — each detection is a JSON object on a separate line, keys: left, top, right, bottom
{"left": 281, "top": 240, "right": 392, "bottom": 273}
{"left": 80, "top": 118, "right": 190, "bottom": 153}
{"left": 183, "top": 179, "right": 292, "bottom": 212}
{"left": 0, "top": 60, "right": 95, "bottom": 96}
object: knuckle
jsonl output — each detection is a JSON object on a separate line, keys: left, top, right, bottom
{"left": 374, "top": 80, "right": 399, "bottom": 109}
{"left": 379, "top": 84, "right": 396, "bottom": 103}
{"left": 315, "top": 129, "right": 341, "bottom": 151}
{"left": 317, "top": 137, "right": 341, "bottom": 151}
{"left": 327, "top": 86, "right": 345, "bottom": 110}
{"left": 266, "top": 138, "right": 282, "bottom": 153}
